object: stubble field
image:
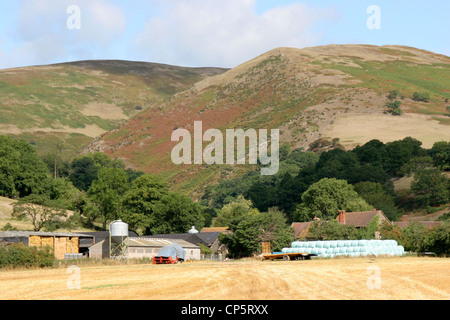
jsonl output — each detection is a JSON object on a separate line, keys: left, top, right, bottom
{"left": 0, "top": 257, "right": 448, "bottom": 300}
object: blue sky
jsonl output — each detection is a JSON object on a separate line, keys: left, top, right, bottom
{"left": 0, "top": 0, "right": 448, "bottom": 69}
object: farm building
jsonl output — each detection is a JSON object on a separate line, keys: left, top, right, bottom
{"left": 85, "top": 232, "right": 201, "bottom": 260}
{"left": 394, "top": 215, "right": 442, "bottom": 229}
{"left": 291, "top": 209, "right": 392, "bottom": 239}
{"left": 336, "top": 209, "right": 391, "bottom": 229}
{"left": 143, "top": 228, "right": 230, "bottom": 258}
{"left": 82, "top": 231, "right": 139, "bottom": 259}
{"left": 0, "top": 231, "right": 94, "bottom": 260}
{"left": 126, "top": 238, "right": 201, "bottom": 260}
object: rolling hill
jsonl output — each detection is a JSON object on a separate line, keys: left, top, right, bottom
{"left": 85, "top": 44, "right": 450, "bottom": 197}
{"left": 0, "top": 60, "right": 228, "bottom": 158}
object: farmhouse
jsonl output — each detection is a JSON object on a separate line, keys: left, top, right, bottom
{"left": 291, "top": 209, "right": 391, "bottom": 239}
{"left": 0, "top": 231, "right": 94, "bottom": 260}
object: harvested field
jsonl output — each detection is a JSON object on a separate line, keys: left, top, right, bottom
{"left": 323, "top": 113, "right": 450, "bottom": 149}
{"left": 0, "top": 257, "right": 448, "bottom": 300}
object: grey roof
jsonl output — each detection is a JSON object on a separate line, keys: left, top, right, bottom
{"left": 141, "top": 233, "right": 207, "bottom": 246}
{"left": 196, "top": 232, "right": 221, "bottom": 245}
{"left": 126, "top": 237, "right": 199, "bottom": 249}
{"left": 81, "top": 231, "right": 139, "bottom": 244}
{"left": 0, "top": 231, "right": 94, "bottom": 238}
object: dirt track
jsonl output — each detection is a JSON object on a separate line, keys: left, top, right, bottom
{"left": 0, "top": 257, "right": 448, "bottom": 300}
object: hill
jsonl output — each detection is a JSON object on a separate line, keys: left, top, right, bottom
{"left": 85, "top": 44, "right": 450, "bottom": 197}
{"left": 0, "top": 60, "right": 227, "bottom": 158}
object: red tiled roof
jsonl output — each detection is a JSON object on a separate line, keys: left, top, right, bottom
{"left": 291, "top": 222, "right": 313, "bottom": 238}
{"left": 337, "top": 210, "right": 384, "bottom": 228}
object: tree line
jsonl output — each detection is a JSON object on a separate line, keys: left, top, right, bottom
{"left": 202, "top": 137, "right": 450, "bottom": 223}
{"left": 0, "top": 135, "right": 449, "bottom": 257}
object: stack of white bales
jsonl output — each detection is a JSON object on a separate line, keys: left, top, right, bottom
{"left": 281, "top": 240, "right": 405, "bottom": 258}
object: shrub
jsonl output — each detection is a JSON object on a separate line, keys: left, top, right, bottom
{"left": 412, "top": 92, "right": 430, "bottom": 102}
{"left": 387, "top": 90, "right": 399, "bottom": 100}
{"left": 0, "top": 243, "right": 55, "bottom": 269}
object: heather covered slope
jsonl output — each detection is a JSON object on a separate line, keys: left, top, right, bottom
{"left": 84, "top": 45, "right": 450, "bottom": 194}
{"left": 0, "top": 60, "right": 227, "bottom": 158}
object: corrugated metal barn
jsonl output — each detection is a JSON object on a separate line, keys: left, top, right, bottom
{"left": 0, "top": 231, "right": 94, "bottom": 260}
{"left": 126, "top": 238, "right": 201, "bottom": 260}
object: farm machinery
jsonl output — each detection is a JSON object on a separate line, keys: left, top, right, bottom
{"left": 152, "top": 243, "right": 186, "bottom": 264}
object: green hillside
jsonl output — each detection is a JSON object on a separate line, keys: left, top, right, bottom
{"left": 0, "top": 60, "right": 227, "bottom": 159}
{"left": 87, "top": 45, "right": 450, "bottom": 196}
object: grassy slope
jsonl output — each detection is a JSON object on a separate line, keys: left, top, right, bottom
{"left": 88, "top": 45, "right": 450, "bottom": 197}
{"left": 0, "top": 60, "right": 227, "bottom": 159}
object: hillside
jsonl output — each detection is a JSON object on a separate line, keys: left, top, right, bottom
{"left": 0, "top": 60, "right": 227, "bottom": 158}
{"left": 80, "top": 45, "right": 449, "bottom": 196}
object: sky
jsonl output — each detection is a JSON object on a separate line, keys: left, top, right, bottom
{"left": 0, "top": 0, "right": 448, "bottom": 69}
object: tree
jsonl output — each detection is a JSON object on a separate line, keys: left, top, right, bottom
{"left": 88, "top": 167, "right": 129, "bottom": 229}
{"left": 384, "top": 137, "right": 424, "bottom": 175}
{"left": 422, "top": 221, "right": 450, "bottom": 256}
{"left": 402, "top": 222, "right": 428, "bottom": 252}
{"left": 120, "top": 174, "right": 170, "bottom": 232}
{"left": 429, "top": 141, "right": 450, "bottom": 170}
{"left": 293, "top": 178, "right": 372, "bottom": 222}
{"left": 0, "top": 136, "right": 51, "bottom": 198}
{"left": 354, "top": 181, "right": 399, "bottom": 220}
{"left": 69, "top": 156, "right": 99, "bottom": 192}
{"left": 411, "top": 167, "right": 450, "bottom": 207}
{"left": 211, "top": 195, "right": 259, "bottom": 227}
{"left": 220, "top": 208, "right": 294, "bottom": 258}
{"left": 306, "top": 220, "right": 357, "bottom": 240}
{"left": 12, "top": 194, "right": 67, "bottom": 231}
{"left": 149, "top": 193, "right": 205, "bottom": 234}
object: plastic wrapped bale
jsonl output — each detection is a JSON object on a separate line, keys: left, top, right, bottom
{"left": 281, "top": 248, "right": 289, "bottom": 253}
{"left": 291, "top": 241, "right": 304, "bottom": 248}
{"left": 339, "top": 247, "right": 347, "bottom": 254}
{"left": 315, "top": 241, "right": 324, "bottom": 248}
{"left": 350, "top": 240, "right": 359, "bottom": 247}
{"left": 322, "top": 241, "right": 331, "bottom": 249}
{"left": 358, "top": 239, "right": 369, "bottom": 247}
{"left": 309, "top": 241, "right": 318, "bottom": 248}
{"left": 329, "top": 241, "right": 337, "bottom": 248}
{"left": 369, "top": 239, "right": 382, "bottom": 247}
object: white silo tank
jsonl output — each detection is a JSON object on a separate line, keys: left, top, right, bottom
{"left": 188, "top": 226, "right": 199, "bottom": 234}
{"left": 110, "top": 220, "right": 128, "bottom": 242}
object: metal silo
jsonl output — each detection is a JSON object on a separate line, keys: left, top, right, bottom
{"left": 109, "top": 220, "right": 129, "bottom": 260}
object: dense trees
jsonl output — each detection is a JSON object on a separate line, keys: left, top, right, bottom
{"left": 1, "top": 134, "right": 449, "bottom": 256}
{"left": 0, "top": 136, "right": 50, "bottom": 198}
{"left": 203, "top": 137, "right": 449, "bottom": 224}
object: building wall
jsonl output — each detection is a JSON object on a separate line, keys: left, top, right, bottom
{"left": 127, "top": 246, "right": 201, "bottom": 261}
{"left": 88, "top": 239, "right": 110, "bottom": 259}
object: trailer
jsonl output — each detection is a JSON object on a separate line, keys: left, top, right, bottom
{"left": 261, "top": 252, "right": 316, "bottom": 261}
{"left": 260, "top": 242, "right": 316, "bottom": 261}
{"left": 152, "top": 256, "right": 181, "bottom": 264}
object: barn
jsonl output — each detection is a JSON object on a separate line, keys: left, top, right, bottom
{"left": 0, "top": 231, "right": 94, "bottom": 260}
{"left": 126, "top": 237, "right": 201, "bottom": 261}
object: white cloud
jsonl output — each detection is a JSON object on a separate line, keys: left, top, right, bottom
{"left": 7, "top": 0, "right": 126, "bottom": 67}
{"left": 135, "top": 0, "right": 337, "bottom": 67}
